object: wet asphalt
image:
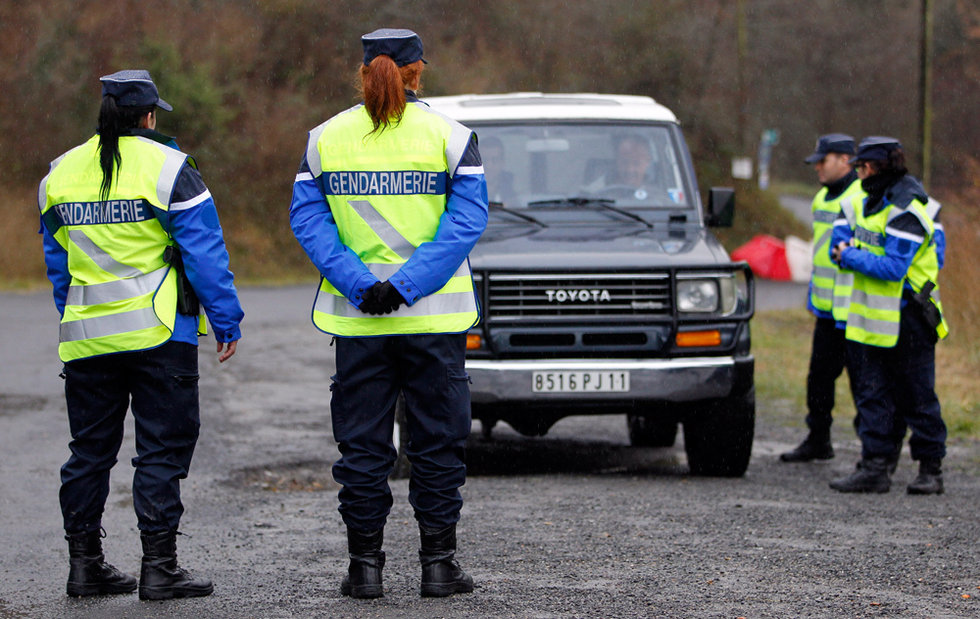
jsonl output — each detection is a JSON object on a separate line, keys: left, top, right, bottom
{"left": 1, "top": 283, "right": 978, "bottom": 618}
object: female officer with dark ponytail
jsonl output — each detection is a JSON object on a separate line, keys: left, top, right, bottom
{"left": 39, "top": 69, "right": 243, "bottom": 599}
{"left": 290, "top": 29, "right": 488, "bottom": 599}
{"left": 828, "top": 137, "right": 948, "bottom": 495}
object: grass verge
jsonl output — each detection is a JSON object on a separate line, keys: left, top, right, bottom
{"left": 753, "top": 308, "right": 980, "bottom": 442}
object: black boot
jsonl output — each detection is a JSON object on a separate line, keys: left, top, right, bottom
{"left": 885, "top": 449, "right": 901, "bottom": 475}
{"left": 829, "top": 457, "right": 891, "bottom": 493}
{"left": 419, "top": 524, "right": 474, "bottom": 598}
{"left": 907, "top": 459, "right": 944, "bottom": 495}
{"left": 139, "top": 530, "right": 213, "bottom": 600}
{"left": 780, "top": 432, "right": 834, "bottom": 462}
{"left": 340, "top": 528, "right": 385, "bottom": 599}
{"left": 65, "top": 529, "right": 138, "bottom": 597}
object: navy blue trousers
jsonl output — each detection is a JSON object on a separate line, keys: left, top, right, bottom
{"left": 846, "top": 307, "right": 945, "bottom": 461}
{"left": 805, "top": 317, "right": 847, "bottom": 436}
{"left": 60, "top": 341, "right": 200, "bottom": 534}
{"left": 330, "top": 334, "right": 471, "bottom": 533}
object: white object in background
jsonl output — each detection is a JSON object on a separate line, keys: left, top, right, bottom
{"left": 731, "top": 157, "right": 753, "bottom": 180}
{"left": 784, "top": 235, "right": 813, "bottom": 283}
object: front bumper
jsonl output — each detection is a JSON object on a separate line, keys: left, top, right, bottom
{"left": 466, "top": 356, "right": 753, "bottom": 406}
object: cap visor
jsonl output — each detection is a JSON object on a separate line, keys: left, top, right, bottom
{"left": 156, "top": 97, "right": 173, "bottom": 112}
{"left": 804, "top": 153, "right": 824, "bottom": 164}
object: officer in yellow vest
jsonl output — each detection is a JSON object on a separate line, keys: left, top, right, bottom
{"left": 289, "top": 29, "right": 488, "bottom": 598}
{"left": 781, "top": 134, "right": 863, "bottom": 463}
{"left": 827, "top": 137, "right": 947, "bottom": 495}
{"left": 39, "top": 70, "right": 243, "bottom": 599}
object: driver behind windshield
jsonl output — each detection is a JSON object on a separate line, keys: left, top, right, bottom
{"left": 585, "top": 134, "right": 670, "bottom": 203}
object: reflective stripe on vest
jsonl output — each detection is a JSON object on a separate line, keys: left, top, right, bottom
{"left": 41, "top": 135, "right": 185, "bottom": 361}
{"left": 831, "top": 196, "right": 859, "bottom": 322}
{"left": 308, "top": 102, "right": 480, "bottom": 336}
{"left": 811, "top": 180, "right": 864, "bottom": 313}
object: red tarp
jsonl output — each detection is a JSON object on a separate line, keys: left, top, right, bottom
{"left": 731, "top": 234, "right": 792, "bottom": 281}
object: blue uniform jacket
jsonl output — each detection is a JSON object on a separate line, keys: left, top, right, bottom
{"left": 40, "top": 129, "right": 243, "bottom": 345}
{"left": 289, "top": 95, "right": 489, "bottom": 309}
{"left": 830, "top": 176, "right": 941, "bottom": 314}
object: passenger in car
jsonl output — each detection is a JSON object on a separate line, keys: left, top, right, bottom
{"left": 481, "top": 136, "right": 517, "bottom": 206}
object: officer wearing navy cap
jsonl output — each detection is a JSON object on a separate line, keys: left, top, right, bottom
{"left": 290, "top": 29, "right": 487, "bottom": 598}
{"left": 828, "top": 137, "right": 949, "bottom": 495}
{"left": 39, "top": 69, "right": 243, "bottom": 598}
{"left": 782, "top": 134, "right": 865, "bottom": 464}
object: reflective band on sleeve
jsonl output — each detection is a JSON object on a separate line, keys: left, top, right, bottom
{"left": 456, "top": 165, "right": 484, "bottom": 175}
{"left": 60, "top": 306, "right": 163, "bottom": 342}
{"left": 884, "top": 226, "right": 925, "bottom": 244}
{"left": 170, "top": 189, "right": 211, "bottom": 212}
{"left": 65, "top": 267, "right": 167, "bottom": 307}
{"left": 348, "top": 200, "right": 417, "bottom": 259}
{"left": 68, "top": 230, "right": 144, "bottom": 278}
{"left": 295, "top": 172, "right": 314, "bottom": 183}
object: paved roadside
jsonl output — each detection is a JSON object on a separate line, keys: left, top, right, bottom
{"left": 1, "top": 286, "right": 978, "bottom": 618}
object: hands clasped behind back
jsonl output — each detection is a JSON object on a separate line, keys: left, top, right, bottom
{"left": 358, "top": 281, "right": 406, "bottom": 315}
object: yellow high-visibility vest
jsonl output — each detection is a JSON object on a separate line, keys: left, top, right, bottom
{"left": 810, "top": 179, "right": 864, "bottom": 313}
{"left": 39, "top": 134, "right": 188, "bottom": 361}
{"left": 844, "top": 198, "right": 948, "bottom": 347}
{"left": 307, "top": 103, "right": 479, "bottom": 336}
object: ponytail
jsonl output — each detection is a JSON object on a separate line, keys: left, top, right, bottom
{"left": 96, "top": 96, "right": 154, "bottom": 200}
{"left": 358, "top": 57, "right": 423, "bottom": 135}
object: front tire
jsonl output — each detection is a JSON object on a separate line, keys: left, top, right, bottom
{"left": 682, "top": 387, "right": 755, "bottom": 477}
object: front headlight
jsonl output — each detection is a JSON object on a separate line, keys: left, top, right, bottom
{"left": 677, "top": 274, "right": 738, "bottom": 315}
{"left": 677, "top": 279, "right": 719, "bottom": 313}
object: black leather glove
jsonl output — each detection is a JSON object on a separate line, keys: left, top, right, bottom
{"left": 358, "top": 281, "right": 405, "bottom": 315}
{"left": 358, "top": 281, "right": 386, "bottom": 315}
{"left": 374, "top": 281, "right": 405, "bottom": 314}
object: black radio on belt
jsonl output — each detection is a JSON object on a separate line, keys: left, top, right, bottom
{"left": 163, "top": 245, "right": 200, "bottom": 316}
{"left": 912, "top": 281, "right": 942, "bottom": 329}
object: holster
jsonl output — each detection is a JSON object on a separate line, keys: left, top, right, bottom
{"left": 163, "top": 245, "right": 200, "bottom": 316}
{"left": 912, "top": 281, "right": 942, "bottom": 329}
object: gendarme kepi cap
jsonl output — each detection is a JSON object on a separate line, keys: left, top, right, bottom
{"left": 852, "top": 136, "right": 902, "bottom": 163}
{"left": 362, "top": 28, "right": 427, "bottom": 67}
{"left": 803, "top": 133, "right": 855, "bottom": 164}
{"left": 99, "top": 69, "right": 173, "bottom": 111}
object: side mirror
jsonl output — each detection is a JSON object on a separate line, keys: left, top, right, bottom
{"left": 706, "top": 187, "right": 735, "bottom": 227}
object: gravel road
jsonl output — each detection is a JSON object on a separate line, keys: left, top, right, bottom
{"left": 1, "top": 285, "right": 977, "bottom": 618}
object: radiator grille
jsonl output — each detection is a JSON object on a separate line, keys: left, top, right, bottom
{"left": 486, "top": 273, "right": 672, "bottom": 321}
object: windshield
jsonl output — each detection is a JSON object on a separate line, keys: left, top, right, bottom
{"left": 475, "top": 122, "right": 693, "bottom": 210}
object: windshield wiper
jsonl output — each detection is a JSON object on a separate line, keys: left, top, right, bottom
{"left": 489, "top": 202, "right": 547, "bottom": 227}
{"left": 527, "top": 197, "right": 653, "bottom": 228}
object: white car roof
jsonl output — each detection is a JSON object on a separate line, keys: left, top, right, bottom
{"left": 423, "top": 92, "right": 679, "bottom": 124}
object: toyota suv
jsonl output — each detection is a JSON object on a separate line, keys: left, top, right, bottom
{"left": 427, "top": 93, "right": 755, "bottom": 476}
